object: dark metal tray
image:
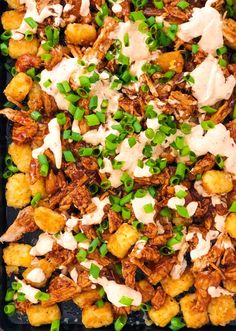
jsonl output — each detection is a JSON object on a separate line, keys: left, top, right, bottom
{"left": 0, "top": 2, "right": 236, "bottom": 331}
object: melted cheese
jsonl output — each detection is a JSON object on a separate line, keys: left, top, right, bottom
{"left": 178, "top": 4, "right": 223, "bottom": 54}
{"left": 16, "top": 279, "right": 40, "bottom": 304}
{"left": 99, "top": 158, "right": 123, "bottom": 188}
{"left": 26, "top": 268, "right": 46, "bottom": 283}
{"left": 30, "top": 233, "right": 54, "bottom": 256}
{"left": 208, "top": 286, "right": 234, "bottom": 298}
{"left": 190, "top": 55, "right": 236, "bottom": 107}
{"left": 32, "top": 118, "right": 62, "bottom": 169}
{"left": 12, "top": 0, "right": 63, "bottom": 40}
{"left": 90, "top": 276, "right": 142, "bottom": 307}
{"left": 110, "top": 21, "right": 150, "bottom": 62}
{"left": 80, "top": 0, "right": 90, "bottom": 16}
{"left": 81, "top": 197, "right": 110, "bottom": 225}
{"left": 131, "top": 193, "right": 155, "bottom": 224}
{"left": 40, "top": 57, "right": 79, "bottom": 110}
{"left": 56, "top": 231, "right": 78, "bottom": 251}
{"left": 186, "top": 123, "right": 236, "bottom": 175}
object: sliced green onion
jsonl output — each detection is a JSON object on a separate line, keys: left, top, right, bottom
{"left": 31, "top": 192, "right": 42, "bottom": 207}
{"left": 100, "top": 180, "right": 111, "bottom": 190}
{"left": 96, "top": 299, "right": 104, "bottom": 308}
{"left": 160, "top": 207, "right": 171, "bottom": 217}
{"left": 35, "top": 291, "right": 50, "bottom": 301}
{"left": 76, "top": 249, "right": 87, "bottom": 262}
{"left": 63, "top": 150, "right": 75, "bottom": 163}
{"left": 31, "top": 111, "right": 42, "bottom": 121}
{"left": 129, "top": 11, "right": 146, "bottom": 22}
{"left": 5, "top": 289, "right": 15, "bottom": 302}
{"left": 38, "top": 154, "right": 49, "bottom": 177}
{"left": 176, "top": 205, "right": 189, "bottom": 218}
{"left": 169, "top": 316, "right": 186, "bottom": 331}
{"left": 192, "top": 44, "right": 199, "bottom": 54}
{"left": 90, "top": 263, "right": 101, "bottom": 279}
{"left": 120, "top": 192, "right": 133, "bottom": 206}
{"left": 128, "top": 137, "right": 136, "bottom": 148}
{"left": 24, "top": 17, "right": 38, "bottom": 29}
{"left": 41, "top": 53, "right": 52, "bottom": 62}
{"left": 74, "top": 232, "right": 87, "bottom": 243}
{"left": 153, "top": 0, "right": 164, "bottom": 9}
{"left": 119, "top": 296, "right": 133, "bottom": 306}
{"left": 201, "top": 120, "right": 215, "bottom": 130}
{"left": 177, "top": 0, "right": 189, "bottom": 10}
{"left": 99, "top": 243, "right": 108, "bottom": 257}
{"left": 218, "top": 58, "right": 228, "bottom": 67}
{"left": 160, "top": 245, "right": 175, "bottom": 255}
{"left": 201, "top": 106, "right": 217, "bottom": 114}
{"left": 73, "top": 107, "right": 84, "bottom": 120}
{"left": 134, "top": 189, "right": 147, "bottom": 198}
{"left": 229, "top": 201, "right": 236, "bottom": 212}
{"left": 56, "top": 112, "right": 66, "bottom": 125}
{"left": 11, "top": 282, "right": 22, "bottom": 291}
{"left": 143, "top": 203, "right": 154, "bottom": 213}
{"left": 215, "top": 154, "right": 224, "bottom": 169}
{"left": 88, "top": 237, "right": 100, "bottom": 253}
{"left": 176, "top": 190, "right": 187, "bottom": 199}
{"left": 85, "top": 114, "right": 100, "bottom": 126}
{"left": 4, "top": 303, "right": 15, "bottom": 316}
{"left": 50, "top": 319, "right": 60, "bottom": 331}
{"left": 114, "top": 315, "right": 128, "bottom": 331}
{"left": 79, "top": 147, "right": 93, "bottom": 157}
{"left": 43, "top": 79, "right": 52, "bottom": 88}
{"left": 122, "top": 207, "right": 131, "bottom": 220}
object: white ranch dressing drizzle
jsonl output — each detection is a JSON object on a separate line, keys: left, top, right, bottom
{"left": 178, "top": 1, "right": 223, "bottom": 54}
{"left": 214, "top": 214, "right": 227, "bottom": 232}
{"left": 131, "top": 193, "right": 155, "bottom": 224}
{"left": 90, "top": 276, "right": 142, "bottom": 307}
{"left": 26, "top": 268, "right": 46, "bottom": 283}
{"left": 39, "top": 57, "right": 79, "bottom": 110}
{"left": 70, "top": 268, "right": 78, "bottom": 283}
{"left": 32, "top": 118, "right": 62, "bottom": 169}
{"left": 56, "top": 231, "right": 78, "bottom": 251}
{"left": 80, "top": 0, "right": 90, "bottom": 16}
{"left": 30, "top": 233, "right": 54, "bottom": 256}
{"left": 83, "top": 119, "right": 119, "bottom": 146}
{"left": 189, "top": 55, "right": 236, "bottom": 107}
{"left": 81, "top": 197, "right": 110, "bottom": 225}
{"left": 208, "top": 286, "right": 234, "bottom": 297}
{"left": 110, "top": 21, "right": 150, "bottom": 62}
{"left": 186, "top": 123, "right": 236, "bottom": 175}
{"left": 133, "top": 164, "right": 152, "bottom": 178}
{"left": 15, "top": 278, "right": 40, "bottom": 304}
{"left": 115, "top": 132, "right": 148, "bottom": 175}
{"left": 12, "top": 0, "right": 63, "bottom": 40}
{"left": 187, "top": 230, "right": 219, "bottom": 260}
{"left": 99, "top": 158, "right": 123, "bottom": 188}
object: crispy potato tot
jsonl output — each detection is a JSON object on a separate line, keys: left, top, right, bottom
{"left": 223, "top": 280, "right": 236, "bottom": 293}
{"left": 9, "top": 38, "right": 39, "bottom": 59}
{"left": 8, "top": 143, "right": 32, "bottom": 173}
{"left": 107, "top": 223, "right": 139, "bottom": 258}
{"left": 34, "top": 207, "right": 66, "bottom": 234}
{"left": 29, "top": 178, "right": 46, "bottom": 198}
{"left": 6, "top": 173, "right": 31, "bottom": 208}
{"left": 225, "top": 213, "right": 236, "bottom": 239}
{"left": 73, "top": 289, "right": 101, "bottom": 308}
{"left": 180, "top": 293, "right": 209, "bottom": 328}
{"left": 4, "top": 72, "right": 33, "bottom": 102}
{"left": 1, "top": 10, "right": 24, "bottom": 30}
{"left": 6, "top": 265, "right": 19, "bottom": 275}
{"left": 82, "top": 303, "right": 113, "bottom": 328}
{"left": 148, "top": 296, "right": 179, "bottom": 327}
{"left": 65, "top": 23, "right": 97, "bottom": 46}
{"left": 26, "top": 304, "right": 61, "bottom": 326}
{"left": 5, "top": 0, "right": 21, "bottom": 8}
{"left": 161, "top": 271, "right": 194, "bottom": 297}
{"left": 3, "top": 243, "right": 33, "bottom": 267}
{"left": 23, "top": 259, "right": 55, "bottom": 288}
{"left": 156, "top": 51, "right": 184, "bottom": 73}
{"left": 208, "top": 295, "right": 236, "bottom": 326}
{"left": 202, "top": 170, "right": 233, "bottom": 195}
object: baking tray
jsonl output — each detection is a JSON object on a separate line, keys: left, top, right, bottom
{"left": 1, "top": 2, "right": 236, "bottom": 331}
